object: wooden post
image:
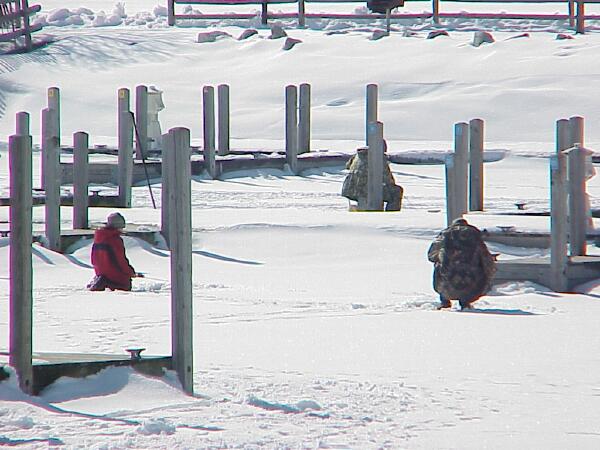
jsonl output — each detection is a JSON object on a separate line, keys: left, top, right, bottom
{"left": 385, "top": 8, "right": 391, "bottom": 34}
{"left": 445, "top": 153, "right": 457, "bottom": 226}
{"left": 73, "top": 132, "right": 89, "bottom": 230}
{"left": 217, "top": 84, "right": 230, "bottom": 156}
{"left": 203, "top": 86, "right": 217, "bottom": 178}
{"left": 261, "top": 1, "right": 268, "bottom": 25}
{"left": 161, "top": 131, "right": 174, "bottom": 248}
{"left": 568, "top": 115, "right": 586, "bottom": 256}
{"left": 42, "top": 108, "right": 61, "bottom": 252}
{"left": 550, "top": 119, "right": 569, "bottom": 292}
{"left": 469, "top": 118, "right": 484, "bottom": 211}
{"left": 16, "top": 112, "right": 30, "bottom": 136}
{"left": 568, "top": 144, "right": 587, "bottom": 256}
{"left": 42, "top": 87, "right": 60, "bottom": 189}
{"left": 298, "top": 0, "right": 306, "bottom": 28}
{"left": 366, "top": 84, "right": 378, "bottom": 146}
{"left": 432, "top": 0, "right": 440, "bottom": 24}
{"left": 298, "top": 83, "right": 311, "bottom": 154}
{"left": 118, "top": 88, "right": 133, "bottom": 208}
{"left": 168, "top": 0, "right": 175, "bottom": 25}
{"left": 576, "top": 0, "right": 585, "bottom": 34}
{"left": 569, "top": 115, "right": 584, "bottom": 148}
{"left": 135, "top": 85, "right": 148, "bottom": 159}
{"left": 367, "top": 121, "right": 384, "bottom": 211}
{"left": 568, "top": 0, "right": 575, "bottom": 27}
{"left": 285, "top": 85, "right": 299, "bottom": 175}
{"left": 9, "top": 134, "right": 33, "bottom": 394}
{"left": 168, "top": 127, "right": 194, "bottom": 395}
{"left": 20, "top": 0, "right": 33, "bottom": 52}
{"left": 454, "top": 122, "right": 469, "bottom": 219}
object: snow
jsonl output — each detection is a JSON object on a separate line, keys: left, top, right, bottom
{"left": 2, "top": 1, "right": 600, "bottom": 448}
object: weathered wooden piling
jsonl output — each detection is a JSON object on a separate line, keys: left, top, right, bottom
{"left": 567, "top": 116, "right": 586, "bottom": 256}
{"left": 567, "top": 144, "right": 588, "bottom": 256}
{"left": 366, "top": 84, "right": 378, "bottom": 146}
{"left": 73, "top": 132, "right": 89, "bottom": 230}
{"left": 41, "top": 88, "right": 60, "bottom": 189}
{"left": 161, "top": 131, "right": 174, "bottom": 247}
{"left": 454, "top": 122, "right": 469, "bottom": 219}
{"left": 42, "top": 108, "right": 61, "bottom": 252}
{"left": 9, "top": 134, "right": 34, "bottom": 394}
{"left": 367, "top": 121, "right": 384, "bottom": 211}
{"left": 167, "top": 127, "right": 194, "bottom": 395}
{"left": 445, "top": 153, "right": 458, "bottom": 226}
{"left": 16, "top": 112, "right": 30, "bottom": 136}
{"left": 285, "top": 85, "right": 299, "bottom": 175}
{"left": 298, "top": 83, "right": 311, "bottom": 154}
{"left": 203, "top": 86, "right": 217, "bottom": 178}
{"left": 550, "top": 119, "right": 569, "bottom": 292}
{"left": 135, "top": 85, "right": 148, "bottom": 159}
{"left": 118, "top": 88, "right": 133, "bottom": 208}
{"left": 217, "top": 84, "right": 230, "bottom": 156}
{"left": 469, "top": 118, "right": 484, "bottom": 211}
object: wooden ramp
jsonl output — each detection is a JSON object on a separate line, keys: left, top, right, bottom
{"left": 494, "top": 256, "right": 600, "bottom": 291}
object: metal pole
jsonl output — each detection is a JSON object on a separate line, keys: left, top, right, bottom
{"left": 130, "top": 112, "right": 157, "bottom": 209}
{"left": 118, "top": 88, "right": 133, "bottom": 208}
{"left": 217, "top": 84, "right": 230, "bottom": 156}
{"left": 367, "top": 121, "right": 384, "bottom": 211}
{"left": 366, "top": 84, "right": 378, "bottom": 146}
{"left": 285, "top": 85, "right": 299, "bottom": 175}
{"left": 42, "top": 108, "right": 61, "bottom": 252}
{"left": 298, "top": 83, "right": 311, "bottom": 154}
{"left": 73, "top": 132, "right": 89, "bottom": 230}
{"left": 9, "top": 134, "right": 33, "bottom": 394}
{"left": 469, "top": 118, "right": 484, "bottom": 211}
{"left": 168, "top": 127, "right": 194, "bottom": 395}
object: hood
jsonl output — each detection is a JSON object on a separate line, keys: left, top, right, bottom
{"left": 94, "top": 227, "right": 122, "bottom": 244}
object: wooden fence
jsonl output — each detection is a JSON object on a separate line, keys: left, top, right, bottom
{"left": 168, "top": 0, "right": 600, "bottom": 33}
{"left": 0, "top": 0, "right": 41, "bottom": 52}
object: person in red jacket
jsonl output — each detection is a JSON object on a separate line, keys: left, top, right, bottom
{"left": 87, "top": 212, "right": 140, "bottom": 291}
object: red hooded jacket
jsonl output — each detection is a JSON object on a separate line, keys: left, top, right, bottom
{"left": 91, "top": 227, "right": 136, "bottom": 286}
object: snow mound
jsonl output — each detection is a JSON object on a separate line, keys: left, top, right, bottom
{"left": 247, "top": 395, "right": 322, "bottom": 413}
{"left": 137, "top": 417, "right": 176, "bottom": 435}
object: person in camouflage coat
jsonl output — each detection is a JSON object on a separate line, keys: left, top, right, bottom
{"left": 341, "top": 145, "right": 403, "bottom": 211}
{"left": 427, "top": 218, "right": 497, "bottom": 310}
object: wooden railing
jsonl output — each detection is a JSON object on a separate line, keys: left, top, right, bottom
{"left": 167, "top": 0, "right": 600, "bottom": 33}
{"left": 0, "top": 0, "right": 42, "bottom": 52}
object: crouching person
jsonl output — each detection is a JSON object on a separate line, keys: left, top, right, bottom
{"left": 427, "top": 218, "right": 497, "bottom": 310}
{"left": 87, "top": 212, "right": 140, "bottom": 292}
{"left": 341, "top": 144, "right": 403, "bottom": 211}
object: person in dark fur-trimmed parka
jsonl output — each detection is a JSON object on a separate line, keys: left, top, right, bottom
{"left": 428, "top": 218, "right": 497, "bottom": 310}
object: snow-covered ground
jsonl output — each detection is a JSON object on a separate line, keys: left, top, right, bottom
{"left": 2, "top": 1, "right": 600, "bottom": 448}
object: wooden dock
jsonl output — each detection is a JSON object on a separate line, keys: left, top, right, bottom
{"left": 1, "top": 351, "right": 171, "bottom": 395}
{"left": 0, "top": 225, "right": 162, "bottom": 253}
{"left": 494, "top": 255, "right": 600, "bottom": 291}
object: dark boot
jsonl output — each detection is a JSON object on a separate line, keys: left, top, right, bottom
{"left": 87, "top": 275, "right": 108, "bottom": 291}
{"left": 438, "top": 295, "right": 451, "bottom": 309}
